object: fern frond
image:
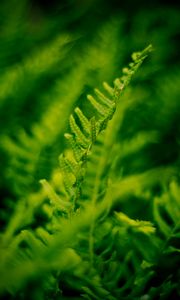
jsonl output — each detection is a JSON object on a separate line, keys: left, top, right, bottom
{"left": 58, "top": 45, "right": 152, "bottom": 211}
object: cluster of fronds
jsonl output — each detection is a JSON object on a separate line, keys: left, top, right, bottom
{"left": 0, "top": 1, "right": 180, "bottom": 299}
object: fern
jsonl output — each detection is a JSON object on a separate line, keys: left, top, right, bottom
{"left": 57, "top": 45, "right": 152, "bottom": 213}
{"left": 0, "top": 3, "right": 180, "bottom": 299}
{"left": 1, "top": 43, "right": 179, "bottom": 299}
{"left": 0, "top": 46, "right": 154, "bottom": 298}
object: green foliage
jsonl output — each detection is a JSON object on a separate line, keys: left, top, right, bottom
{"left": 0, "top": 1, "right": 180, "bottom": 299}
